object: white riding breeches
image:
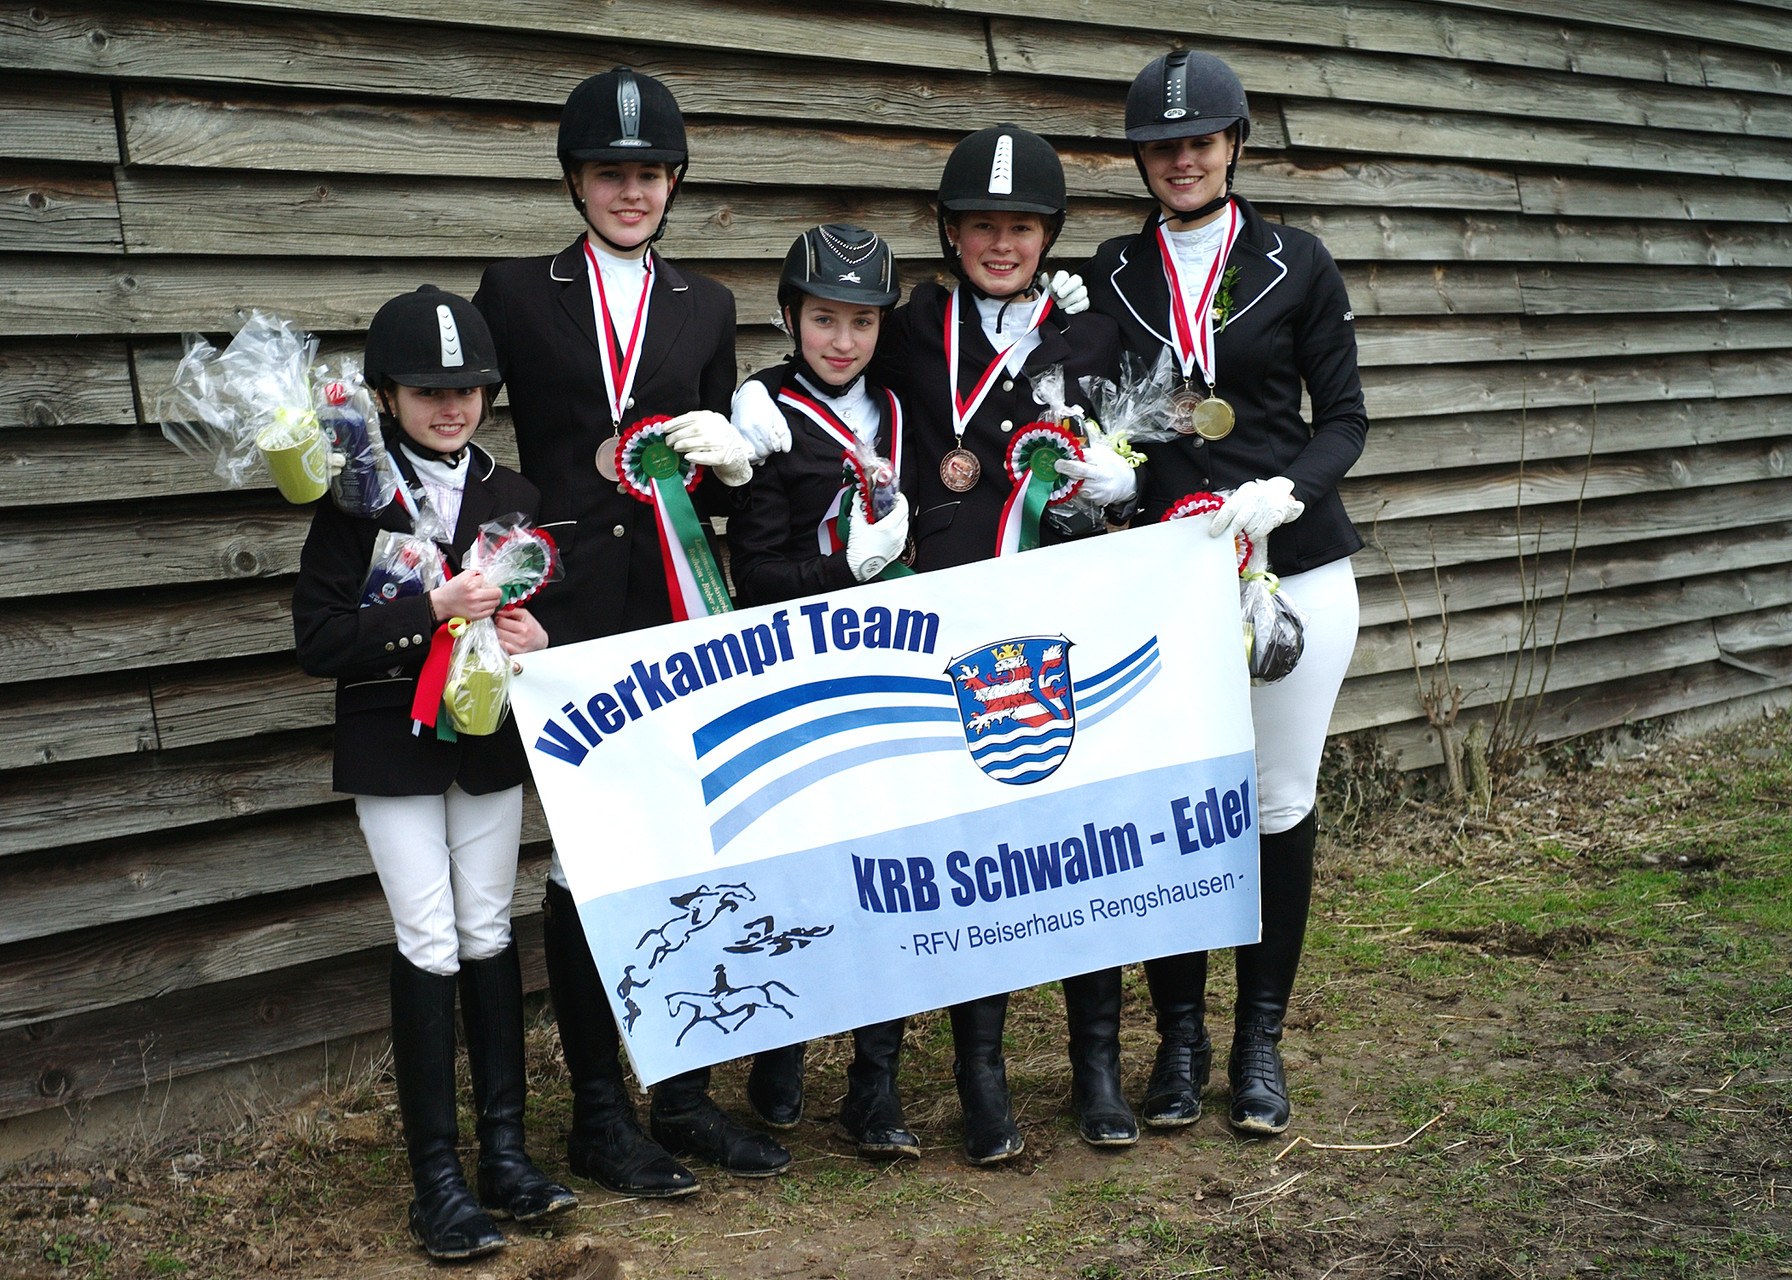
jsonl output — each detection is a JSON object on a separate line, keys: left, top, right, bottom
{"left": 355, "top": 783, "right": 524, "bottom": 975}
{"left": 1250, "top": 556, "right": 1359, "bottom": 835}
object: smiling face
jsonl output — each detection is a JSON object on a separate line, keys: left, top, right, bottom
{"left": 945, "top": 210, "right": 1048, "bottom": 296}
{"left": 569, "top": 160, "right": 675, "bottom": 254}
{"left": 384, "top": 384, "right": 486, "bottom": 454}
{"left": 791, "top": 296, "right": 882, "bottom": 388}
{"left": 1141, "top": 130, "right": 1238, "bottom": 222}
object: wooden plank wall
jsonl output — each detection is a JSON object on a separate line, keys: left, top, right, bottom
{"left": 2, "top": 0, "right": 1790, "bottom": 1124}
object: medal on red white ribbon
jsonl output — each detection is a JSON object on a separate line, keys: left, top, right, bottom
{"left": 1159, "top": 203, "right": 1241, "bottom": 441}
{"left": 941, "top": 286, "right": 1053, "bottom": 490}
{"left": 585, "top": 241, "right": 654, "bottom": 477}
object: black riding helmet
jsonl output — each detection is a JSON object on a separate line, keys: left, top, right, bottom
{"left": 778, "top": 224, "right": 899, "bottom": 391}
{"left": 558, "top": 67, "right": 689, "bottom": 252}
{"left": 363, "top": 285, "right": 502, "bottom": 391}
{"left": 935, "top": 124, "right": 1067, "bottom": 299}
{"left": 1125, "top": 52, "right": 1250, "bottom": 223}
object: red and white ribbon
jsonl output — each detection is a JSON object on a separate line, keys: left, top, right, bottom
{"left": 585, "top": 241, "right": 654, "bottom": 427}
{"left": 945, "top": 286, "right": 1053, "bottom": 446}
{"left": 1157, "top": 201, "right": 1241, "bottom": 388}
{"left": 778, "top": 384, "right": 904, "bottom": 554}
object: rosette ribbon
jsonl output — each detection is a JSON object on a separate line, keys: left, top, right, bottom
{"left": 838, "top": 445, "right": 914, "bottom": 580}
{"left": 411, "top": 616, "right": 468, "bottom": 741}
{"left": 618, "top": 417, "right": 733, "bottom": 620}
{"left": 1161, "top": 491, "right": 1254, "bottom": 572}
{"left": 996, "top": 421, "right": 1085, "bottom": 556}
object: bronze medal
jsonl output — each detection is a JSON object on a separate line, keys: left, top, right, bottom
{"left": 1170, "top": 385, "right": 1204, "bottom": 436}
{"left": 594, "top": 434, "right": 621, "bottom": 482}
{"left": 940, "top": 447, "right": 981, "bottom": 493}
{"left": 1192, "top": 395, "right": 1236, "bottom": 441}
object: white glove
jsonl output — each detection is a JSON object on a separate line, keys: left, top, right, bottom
{"left": 1054, "top": 440, "right": 1136, "bottom": 507}
{"left": 728, "top": 379, "right": 793, "bottom": 463}
{"left": 664, "top": 409, "right": 753, "bottom": 487}
{"left": 1210, "top": 476, "right": 1305, "bottom": 544}
{"left": 325, "top": 450, "right": 345, "bottom": 479}
{"left": 1042, "top": 270, "right": 1089, "bottom": 315}
{"left": 846, "top": 492, "right": 909, "bottom": 582}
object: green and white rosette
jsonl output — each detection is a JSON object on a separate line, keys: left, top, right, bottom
{"left": 617, "top": 416, "right": 733, "bottom": 620}
{"left": 996, "top": 420, "right": 1085, "bottom": 556}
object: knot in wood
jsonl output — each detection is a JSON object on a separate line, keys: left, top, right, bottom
{"left": 26, "top": 191, "right": 48, "bottom": 211}
{"left": 224, "top": 540, "right": 264, "bottom": 576}
{"left": 37, "top": 1068, "right": 71, "bottom": 1099}
{"left": 86, "top": 28, "right": 108, "bottom": 49}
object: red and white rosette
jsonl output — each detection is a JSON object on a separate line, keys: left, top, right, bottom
{"left": 1161, "top": 491, "right": 1253, "bottom": 572}
{"left": 996, "top": 420, "right": 1085, "bottom": 557}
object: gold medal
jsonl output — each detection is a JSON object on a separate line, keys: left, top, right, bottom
{"left": 594, "top": 434, "right": 621, "bottom": 482}
{"left": 1192, "top": 396, "right": 1235, "bottom": 441}
{"left": 940, "top": 447, "right": 981, "bottom": 493}
{"left": 1170, "top": 386, "right": 1203, "bottom": 436}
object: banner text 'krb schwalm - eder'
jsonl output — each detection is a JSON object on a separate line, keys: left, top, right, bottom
{"left": 511, "top": 518, "right": 1260, "bottom": 1083}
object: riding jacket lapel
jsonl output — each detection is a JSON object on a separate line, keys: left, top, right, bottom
{"left": 550, "top": 238, "right": 605, "bottom": 364}
{"left": 634, "top": 252, "right": 692, "bottom": 387}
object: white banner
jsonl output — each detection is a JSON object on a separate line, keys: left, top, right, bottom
{"left": 511, "top": 517, "right": 1260, "bottom": 1084}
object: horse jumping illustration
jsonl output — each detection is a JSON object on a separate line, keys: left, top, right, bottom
{"left": 635, "top": 882, "right": 756, "bottom": 969}
{"left": 663, "top": 964, "right": 797, "bottom": 1046}
{"left": 723, "top": 915, "right": 836, "bottom": 957}
{"left": 614, "top": 964, "right": 648, "bottom": 1033}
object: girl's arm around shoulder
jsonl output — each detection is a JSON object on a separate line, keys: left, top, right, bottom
{"left": 291, "top": 500, "right": 436, "bottom": 680}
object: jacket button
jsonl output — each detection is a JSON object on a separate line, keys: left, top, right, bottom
{"left": 616, "top": 482, "right": 628, "bottom": 495}
{"left": 1001, "top": 380, "right": 1014, "bottom": 392}
{"left": 1000, "top": 419, "right": 1013, "bottom": 432}
{"left": 398, "top": 637, "right": 409, "bottom": 649}
{"left": 412, "top": 634, "right": 423, "bottom": 644}
{"left": 385, "top": 641, "right": 396, "bottom": 651}
{"left": 613, "top": 524, "right": 626, "bottom": 537}
{"left": 626, "top": 396, "right": 637, "bottom": 409}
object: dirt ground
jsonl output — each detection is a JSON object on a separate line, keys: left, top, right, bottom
{"left": 6, "top": 713, "right": 1790, "bottom": 1279}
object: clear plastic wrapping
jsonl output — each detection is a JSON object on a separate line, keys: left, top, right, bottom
{"left": 1031, "top": 364, "right": 1120, "bottom": 535}
{"left": 1240, "top": 567, "right": 1306, "bottom": 685}
{"left": 157, "top": 335, "right": 260, "bottom": 488}
{"left": 317, "top": 357, "right": 399, "bottom": 517}
{"left": 439, "top": 516, "right": 563, "bottom": 735}
{"left": 359, "top": 529, "right": 449, "bottom": 609}
{"left": 845, "top": 435, "right": 899, "bottom": 522}
{"left": 1078, "top": 347, "right": 1184, "bottom": 453}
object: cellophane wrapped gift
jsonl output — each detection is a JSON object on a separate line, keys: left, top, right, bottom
{"left": 360, "top": 528, "right": 449, "bottom": 609}
{"left": 214, "top": 310, "right": 330, "bottom": 503}
{"left": 316, "top": 357, "right": 400, "bottom": 517}
{"left": 1239, "top": 544, "right": 1306, "bottom": 684}
{"left": 846, "top": 435, "right": 899, "bottom": 522}
{"left": 156, "top": 335, "right": 261, "bottom": 487}
{"left": 440, "top": 515, "right": 563, "bottom": 735}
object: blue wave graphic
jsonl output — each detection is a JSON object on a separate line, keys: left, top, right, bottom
{"left": 968, "top": 723, "right": 1075, "bottom": 763}
{"left": 1082, "top": 636, "right": 1157, "bottom": 691}
{"left": 710, "top": 735, "right": 963, "bottom": 851}
{"left": 702, "top": 704, "right": 960, "bottom": 803}
{"left": 693, "top": 675, "right": 954, "bottom": 758}
{"left": 1081, "top": 660, "right": 1162, "bottom": 730}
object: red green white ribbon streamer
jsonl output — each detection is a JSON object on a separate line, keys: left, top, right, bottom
{"left": 411, "top": 616, "right": 467, "bottom": 741}
{"left": 996, "top": 420, "right": 1084, "bottom": 557}
{"left": 1161, "top": 491, "right": 1253, "bottom": 572}
{"left": 617, "top": 416, "right": 732, "bottom": 620}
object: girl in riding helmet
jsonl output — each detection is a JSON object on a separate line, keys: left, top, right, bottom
{"left": 292, "top": 286, "right": 574, "bottom": 1260}
{"left": 724, "top": 223, "right": 920, "bottom": 1159}
{"left": 868, "top": 125, "right": 1141, "bottom": 1163}
{"left": 473, "top": 67, "right": 791, "bottom": 1197}
{"left": 1083, "top": 50, "right": 1368, "bottom": 1138}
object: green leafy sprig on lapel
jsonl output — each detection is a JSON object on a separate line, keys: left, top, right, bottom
{"left": 1212, "top": 265, "right": 1242, "bottom": 331}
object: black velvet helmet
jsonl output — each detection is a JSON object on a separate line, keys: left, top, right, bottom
{"left": 363, "top": 285, "right": 501, "bottom": 391}
{"left": 935, "top": 125, "right": 1067, "bottom": 294}
{"left": 558, "top": 67, "right": 689, "bottom": 249}
{"left": 558, "top": 66, "right": 688, "bottom": 167}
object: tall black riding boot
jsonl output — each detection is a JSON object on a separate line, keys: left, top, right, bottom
{"left": 1229, "top": 809, "right": 1318, "bottom": 1136}
{"left": 457, "top": 941, "right": 578, "bottom": 1222}
{"left": 1062, "top": 968, "right": 1139, "bottom": 1147}
{"left": 949, "top": 994, "right": 1023, "bottom": 1165}
{"left": 839, "top": 1018, "right": 918, "bottom": 1159}
{"left": 746, "top": 1042, "right": 806, "bottom": 1130}
{"left": 1141, "top": 951, "right": 1211, "bottom": 1127}
{"left": 388, "top": 950, "right": 504, "bottom": 1260}
{"left": 651, "top": 1064, "right": 792, "bottom": 1177}
{"left": 541, "top": 880, "right": 698, "bottom": 1197}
